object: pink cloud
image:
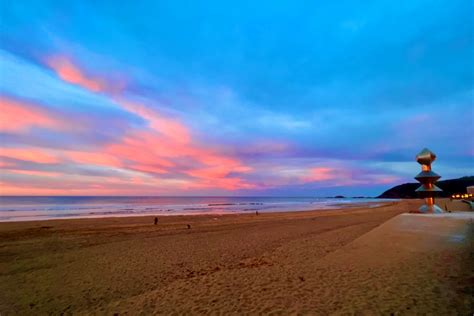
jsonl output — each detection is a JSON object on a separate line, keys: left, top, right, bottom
{"left": 0, "top": 96, "right": 67, "bottom": 133}
{"left": 182, "top": 177, "right": 256, "bottom": 191}
{"left": 0, "top": 174, "right": 194, "bottom": 196}
{"left": 128, "top": 164, "right": 168, "bottom": 174}
{"left": 5, "top": 169, "right": 61, "bottom": 177}
{"left": 44, "top": 55, "right": 254, "bottom": 191}
{"left": 0, "top": 183, "right": 69, "bottom": 196}
{"left": 64, "top": 150, "right": 123, "bottom": 168}
{"left": 0, "top": 161, "right": 14, "bottom": 168}
{"left": 105, "top": 134, "right": 176, "bottom": 171}
{"left": 106, "top": 129, "right": 253, "bottom": 189}
{"left": 186, "top": 166, "right": 237, "bottom": 179}
{"left": 295, "top": 164, "right": 402, "bottom": 188}
{"left": 117, "top": 99, "right": 191, "bottom": 143}
{"left": 370, "top": 175, "right": 401, "bottom": 185}
{"left": 95, "top": 90, "right": 251, "bottom": 187}
{"left": 46, "top": 56, "right": 106, "bottom": 92}
{"left": 302, "top": 167, "right": 337, "bottom": 182}
{"left": 0, "top": 147, "right": 59, "bottom": 164}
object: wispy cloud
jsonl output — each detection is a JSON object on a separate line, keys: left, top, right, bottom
{"left": 47, "top": 56, "right": 107, "bottom": 92}
{"left": 0, "top": 1, "right": 472, "bottom": 195}
{"left": 0, "top": 96, "right": 68, "bottom": 133}
{"left": 36, "top": 55, "right": 255, "bottom": 192}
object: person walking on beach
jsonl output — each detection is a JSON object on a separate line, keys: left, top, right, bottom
{"left": 154, "top": 217, "right": 158, "bottom": 225}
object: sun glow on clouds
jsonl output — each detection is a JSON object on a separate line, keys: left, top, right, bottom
{"left": 1, "top": 1, "right": 473, "bottom": 197}
{"left": 0, "top": 96, "right": 67, "bottom": 133}
{"left": 117, "top": 100, "right": 191, "bottom": 144}
{"left": 0, "top": 147, "right": 59, "bottom": 164}
{"left": 0, "top": 55, "right": 253, "bottom": 193}
{"left": 6, "top": 169, "right": 61, "bottom": 177}
{"left": 46, "top": 56, "right": 106, "bottom": 93}
{"left": 302, "top": 167, "right": 336, "bottom": 182}
{"left": 0, "top": 177, "right": 187, "bottom": 196}
{"left": 64, "top": 151, "right": 123, "bottom": 168}
{"left": 0, "top": 51, "right": 416, "bottom": 196}
{"left": 254, "top": 163, "right": 401, "bottom": 190}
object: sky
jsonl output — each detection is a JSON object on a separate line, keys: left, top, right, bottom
{"left": 0, "top": 1, "right": 473, "bottom": 196}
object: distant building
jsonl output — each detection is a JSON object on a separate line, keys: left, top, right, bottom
{"left": 468, "top": 186, "right": 474, "bottom": 194}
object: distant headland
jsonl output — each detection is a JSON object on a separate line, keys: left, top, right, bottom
{"left": 377, "top": 176, "right": 474, "bottom": 199}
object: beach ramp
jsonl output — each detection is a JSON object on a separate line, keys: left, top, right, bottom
{"left": 314, "top": 212, "right": 474, "bottom": 314}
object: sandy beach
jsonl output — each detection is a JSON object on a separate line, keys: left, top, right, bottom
{"left": 2, "top": 1, "right": 472, "bottom": 314}
{"left": 0, "top": 199, "right": 472, "bottom": 315}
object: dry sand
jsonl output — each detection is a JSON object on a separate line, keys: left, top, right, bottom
{"left": 0, "top": 199, "right": 472, "bottom": 315}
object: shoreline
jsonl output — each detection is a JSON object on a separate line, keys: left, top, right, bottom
{"left": 0, "top": 200, "right": 397, "bottom": 227}
{"left": 0, "top": 200, "right": 395, "bottom": 223}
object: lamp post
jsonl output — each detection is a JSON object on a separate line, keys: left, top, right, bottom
{"left": 414, "top": 148, "right": 444, "bottom": 213}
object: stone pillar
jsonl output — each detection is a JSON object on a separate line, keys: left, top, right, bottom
{"left": 414, "top": 148, "right": 444, "bottom": 213}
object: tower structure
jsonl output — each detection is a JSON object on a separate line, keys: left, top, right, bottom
{"left": 414, "top": 148, "right": 443, "bottom": 213}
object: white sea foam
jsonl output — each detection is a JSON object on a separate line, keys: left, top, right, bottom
{"left": 0, "top": 196, "right": 396, "bottom": 222}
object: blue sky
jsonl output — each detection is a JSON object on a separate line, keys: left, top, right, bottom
{"left": 0, "top": 1, "right": 473, "bottom": 196}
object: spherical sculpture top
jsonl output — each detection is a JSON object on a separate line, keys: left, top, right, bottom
{"left": 416, "top": 148, "right": 436, "bottom": 165}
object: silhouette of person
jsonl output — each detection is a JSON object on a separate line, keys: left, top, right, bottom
{"left": 154, "top": 217, "right": 158, "bottom": 225}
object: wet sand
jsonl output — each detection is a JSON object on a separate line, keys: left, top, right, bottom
{"left": 0, "top": 199, "right": 472, "bottom": 314}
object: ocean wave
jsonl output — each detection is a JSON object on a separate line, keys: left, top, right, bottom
{"left": 0, "top": 198, "right": 398, "bottom": 222}
{"left": 208, "top": 202, "right": 264, "bottom": 206}
{"left": 184, "top": 207, "right": 214, "bottom": 211}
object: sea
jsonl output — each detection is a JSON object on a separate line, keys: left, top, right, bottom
{"left": 0, "top": 196, "right": 395, "bottom": 222}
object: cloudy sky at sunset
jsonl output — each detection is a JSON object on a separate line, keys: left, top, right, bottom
{"left": 0, "top": 1, "right": 473, "bottom": 196}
